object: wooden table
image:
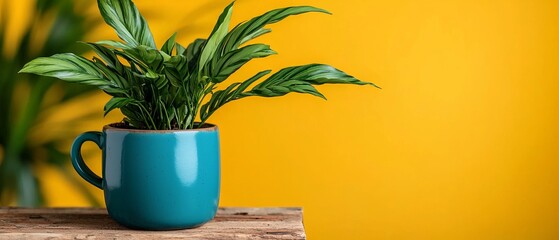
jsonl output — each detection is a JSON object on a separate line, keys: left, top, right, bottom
{"left": 0, "top": 207, "right": 305, "bottom": 239}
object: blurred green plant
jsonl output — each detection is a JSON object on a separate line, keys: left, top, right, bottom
{"left": 0, "top": 0, "right": 100, "bottom": 206}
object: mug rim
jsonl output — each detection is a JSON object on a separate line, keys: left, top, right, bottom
{"left": 103, "top": 122, "right": 218, "bottom": 133}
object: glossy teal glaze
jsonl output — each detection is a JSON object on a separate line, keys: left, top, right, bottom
{"left": 70, "top": 124, "right": 220, "bottom": 230}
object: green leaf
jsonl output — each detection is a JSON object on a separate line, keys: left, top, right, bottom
{"left": 198, "top": 2, "right": 234, "bottom": 74}
{"left": 244, "top": 79, "right": 326, "bottom": 99}
{"left": 208, "top": 44, "right": 276, "bottom": 83}
{"left": 200, "top": 82, "right": 240, "bottom": 121}
{"left": 176, "top": 43, "right": 187, "bottom": 55}
{"left": 141, "top": 69, "right": 167, "bottom": 90}
{"left": 91, "top": 57, "right": 125, "bottom": 89}
{"left": 163, "top": 55, "right": 188, "bottom": 87}
{"left": 114, "top": 49, "right": 149, "bottom": 71}
{"left": 183, "top": 38, "right": 206, "bottom": 76}
{"left": 95, "top": 40, "right": 130, "bottom": 49}
{"left": 239, "top": 64, "right": 377, "bottom": 99}
{"left": 121, "top": 106, "right": 143, "bottom": 126}
{"left": 161, "top": 32, "right": 177, "bottom": 55}
{"left": 185, "top": 39, "right": 206, "bottom": 62}
{"left": 19, "top": 53, "right": 109, "bottom": 86}
{"left": 101, "top": 86, "right": 128, "bottom": 95}
{"left": 220, "top": 6, "right": 330, "bottom": 53}
{"left": 97, "top": 0, "right": 156, "bottom": 48}
{"left": 200, "top": 70, "right": 271, "bottom": 122}
{"left": 125, "top": 46, "right": 167, "bottom": 72}
{"left": 104, "top": 97, "right": 136, "bottom": 116}
{"left": 258, "top": 64, "right": 377, "bottom": 87}
{"left": 233, "top": 70, "right": 272, "bottom": 96}
{"left": 82, "top": 42, "right": 123, "bottom": 73}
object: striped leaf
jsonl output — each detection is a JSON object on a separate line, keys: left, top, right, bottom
{"left": 198, "top": 2, "right": 234, "bottom": 74}
{"left": 200, "top": 70, "right": 271, "bottom": 121}
{"left": 161, "top": 32, "right": 178, "bottom": 55}
{"left": 95, "top": 40, "right": 131, "bottom": 50}
{"left": 208, "top": 44, "right": 276, "bottom": 83}
{"left": 97, "top": 0, "right": 156, "bottom": 48}
{"left": 19, "top": 53, "right": 109, "bottom": 86}
{"left": 104, "top": 97, "right": 137, "bottom": 116}
{"left": 184, "top": 38, "right": 206, "bottom": 76}
{"left": 82, "top": 42, "right": 125, "bottom": 74}
{"left": 240, "top": 64, "right": 376, "bottom": 99}
{"left": 219, "top": 6, "right": 330, "bottom": 54}
{"left": 124, "top": 46, "right": 168, "bottom": 72}
{"left": 163, "top": 55, "right": 188, "bottom": 87}
{"left": 176, "top": 43, "right": 187, "bottom": 55}
{"left": 91, "top": 57, "right": 127, "bottom": 91}
{"left": 255, "top": 64, "right": 378, "bottom": 87}
{"left": 244, "top": 80, "right": 325, "bottom": 99}
{"left": 185, "top": 39, "right": 206, "bottom": 62}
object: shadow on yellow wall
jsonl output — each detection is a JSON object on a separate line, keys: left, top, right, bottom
{"left": 6, "top": 0, "right": 559, "bottom": 239}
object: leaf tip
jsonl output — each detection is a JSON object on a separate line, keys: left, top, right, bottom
{"left": 314, "top": 91, "right": 327, "bottom": 100}
{"left": 18, "top": 64, "right": 32, "bottom": 74}
{"left": 368, "top": 82, "right": 382, "bottom": 89}
{"left": 312, "top": 7, "right": 332, "bottom": 15}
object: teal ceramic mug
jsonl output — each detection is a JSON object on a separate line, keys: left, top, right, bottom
{"left": 70, "top": 123, "right": 220, "bottom": 230}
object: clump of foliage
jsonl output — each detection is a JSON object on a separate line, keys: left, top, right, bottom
{"left": 20, "top": 0, "right": 378, "bottom": 130}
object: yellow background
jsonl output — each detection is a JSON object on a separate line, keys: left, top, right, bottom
{"left": 8, "top": 0, "right": 559, "bottom": 239}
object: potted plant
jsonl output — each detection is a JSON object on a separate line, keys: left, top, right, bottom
{"left": 20, "top": 0, "right": 378, "bottom": 230}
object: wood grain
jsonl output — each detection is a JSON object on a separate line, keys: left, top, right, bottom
{"left": 0, "top": 207, "right": 305, "bottom": 240}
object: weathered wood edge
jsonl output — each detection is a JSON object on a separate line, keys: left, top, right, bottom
{"left": 0, "top": 207, "right": 306, "bottom": 240}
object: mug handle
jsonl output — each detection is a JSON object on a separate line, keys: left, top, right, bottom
{"left": 70, "top": 131, "right": 103, "bottom": 189}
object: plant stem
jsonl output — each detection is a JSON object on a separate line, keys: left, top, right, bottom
{"left": 136, "top": 103, "right": 157, "bottom": 130}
